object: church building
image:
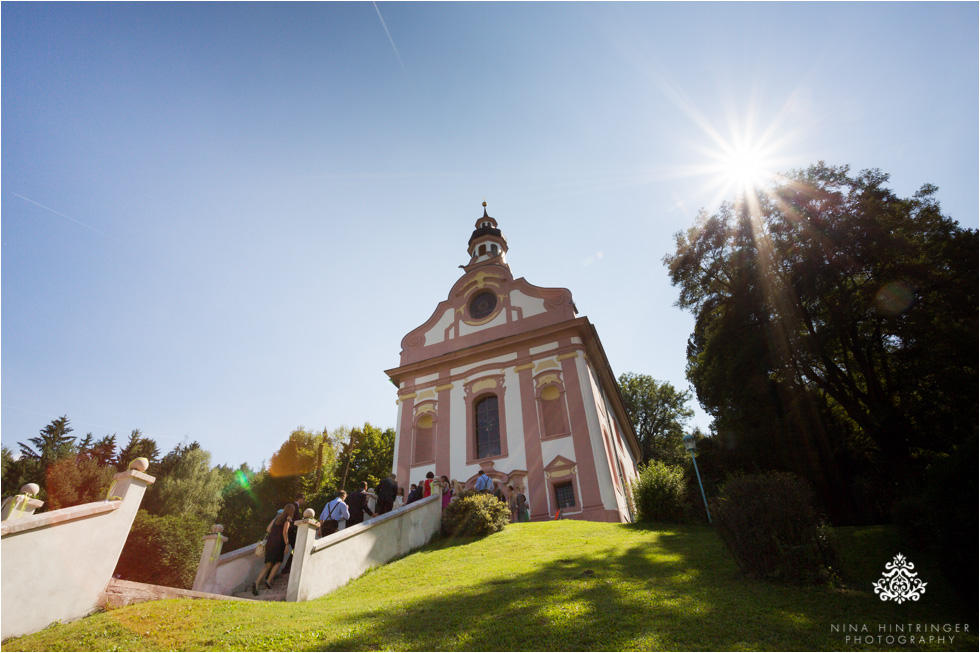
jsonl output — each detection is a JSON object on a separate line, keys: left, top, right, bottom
{"left": 385, "top": 204, "right": 641, "bottom": 522}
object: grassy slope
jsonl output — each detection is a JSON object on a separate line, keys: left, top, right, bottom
{"left": 3, "top": 522, "right": 975, "bottom": 652}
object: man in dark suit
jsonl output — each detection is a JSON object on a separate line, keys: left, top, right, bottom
{"left": 376, "top": 474, "right": 398, "bottom": 515}
{"left": 346, "top": 481, "right": 375, "bottom": 526}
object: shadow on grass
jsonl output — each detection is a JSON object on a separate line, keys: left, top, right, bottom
{"left": 306, "top": 527, "right": 791, "bottom": 651}
{"left": 308, "top": 524, "right": 977, "bottom": 652}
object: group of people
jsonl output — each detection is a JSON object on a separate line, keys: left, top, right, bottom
{"left": 403, "top": 469, "right": 530, "bottom": 522}
{"left": 251, "top": 470, "right": 531, "bottom": 595}
{"left": 474, "top": 470, "right": 531, "bottom": 523}
{"left": 251, "top": 475, "right": 403, "bottom": 596}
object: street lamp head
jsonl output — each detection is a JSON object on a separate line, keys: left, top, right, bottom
{"left": 683, "top": 433, "right": 697, "bottom": 453}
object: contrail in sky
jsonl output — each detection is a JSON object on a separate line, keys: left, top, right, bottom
{"left": 372, "top": 2, "right": 406, "bottom": 71}
{"left": 12, "top": 192, "right": 127, "bottom": 246}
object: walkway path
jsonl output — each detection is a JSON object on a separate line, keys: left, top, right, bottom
{"left": 232, "top": 572, "right": 289, "bottom": 602}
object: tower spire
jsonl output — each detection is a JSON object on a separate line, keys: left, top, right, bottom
{"left": 466, "top": 201, "right": 508, "bottom": 268}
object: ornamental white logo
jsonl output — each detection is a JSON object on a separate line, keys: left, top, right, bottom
{"left": 872, "top": 553, "right": 927, "bottom": 603}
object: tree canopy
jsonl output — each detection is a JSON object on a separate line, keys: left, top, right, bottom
{"left": 617, "top": 373, "right": 694, "bottom": 465}
{"left": 664, "top": 162, "right": 977, "bottom": 521}
{"left": 142, "top": 442, "right": 225, "bottom": 524}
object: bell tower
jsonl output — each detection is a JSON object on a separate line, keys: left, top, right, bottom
{"left": 465, "top": 202, "right": 509, "bottom": 269}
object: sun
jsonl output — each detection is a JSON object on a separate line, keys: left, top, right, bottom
{"left": 722, "top": 145, "right": 771, "bottom": 193}
{"left": 689, "top": 118, "right": 791, "bottom": 206}
{"left": 710, "top": 134, "right": 784, "bottom": 200}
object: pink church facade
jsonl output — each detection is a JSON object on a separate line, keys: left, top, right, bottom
{"left": 385, "top": 205, "right": 641, "bottom": 522}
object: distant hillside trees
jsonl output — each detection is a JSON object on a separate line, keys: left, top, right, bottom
{"left": 2, "top": 416, "right": 129, "bottom": 508}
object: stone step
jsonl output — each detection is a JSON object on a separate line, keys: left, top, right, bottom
{"left": 232, "top": 572, "right": 290, "bottom": 601}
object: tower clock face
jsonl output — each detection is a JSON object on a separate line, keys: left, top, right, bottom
{"left": 469, "top": 291, "right": 497, "bottom": 320}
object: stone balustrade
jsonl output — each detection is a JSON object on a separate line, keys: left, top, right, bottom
{"left": 193, "top": 487, "right": 444, "bottom": 603}
{"left": 1, "top": 460, "right": 155, "bottom": 640}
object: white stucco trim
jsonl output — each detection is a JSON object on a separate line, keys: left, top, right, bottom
{"left": 509, "top": 289, "right": 547, "bottom": 317}
{"left": 450, "top": 352, "right": 518, "bottom": 376}
{"left": 392, "top": 401, "right": 403, "bottom": 476}
{"left": 502, "top": 367, "right": 527, "bottom": 474}
{"left": 576, "top": 356, "right": 617, "bottom": 511}
{"left": 529, "top": 341, "right": 559, "bottom": 355}
{"left": 449, "top": 383, "right": 467, "bottom": 476}
{"left": 408, "top": 462, "right": 436, "bottom": 482}
{"left": 423, "top": 308, "right": 455, "bottom": 346}
{"left": 458, "top": 309, "right": 507, "bottom": 336}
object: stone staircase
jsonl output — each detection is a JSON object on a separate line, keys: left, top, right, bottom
{"left": 232, "top": 571, "right": 289, "bottom": 601}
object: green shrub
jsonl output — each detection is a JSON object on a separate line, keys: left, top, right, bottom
{"left": 441, "top": 490, "right": 510, "bottom": 537}
{"left": 631, "top": 460, "right": 687, "bottom": 523}
{"left": 892, "top": 434, "right": 978, "bottom": 610}
{"left": 714, "top": 472, "right": 840, "bottom": 584}
{"left": 115, "top": 510, "right": 208, "bottom": 589}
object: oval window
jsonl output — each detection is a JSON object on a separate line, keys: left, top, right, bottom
{"left": 469, "top": 291, "right": 497, "bottom": 320}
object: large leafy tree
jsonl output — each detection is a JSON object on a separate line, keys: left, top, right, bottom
{"left": 142, "top": 442, "right": 224, "bottom": 524}
{"left": 617, "top": 373, "right": 694, "bottom": 465}
{"left": 44, "top": 456, "right": 116, "bottom": 510}
{"left": 665, "top": 163, "right": 977, "bottom": 517}
{"left": 340, "top": 423, "right": 395, "bottom": 492}
{"left": 267, "top": 427, "right": 337, "bottom": 498}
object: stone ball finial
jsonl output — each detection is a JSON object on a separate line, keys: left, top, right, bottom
{"left": 303, "top": 508, "right": 315, "bottom": 519}
{"left": 129, "top": 457, "right": 150, "bottom": 472}
{"left": 20, "top": 483, "right": 40, "bottom": 496}
{"left": 211, "top": 524, "right": 225, "bottom": 533}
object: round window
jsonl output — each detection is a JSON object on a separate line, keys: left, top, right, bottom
{"left": 469, "top": 291, "right": 498, "bottom": 320}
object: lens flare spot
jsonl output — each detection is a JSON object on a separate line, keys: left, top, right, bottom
{"left": 875, "top": 282, "right": 914, "bottom": 316}
{"left": 234, "top": 469, "right": 250, "bottom": 489}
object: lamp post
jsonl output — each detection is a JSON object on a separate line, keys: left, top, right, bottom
{"left": 683, "top": 433, "right": 712, "bottom": 524}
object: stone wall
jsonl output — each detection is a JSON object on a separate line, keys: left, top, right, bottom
{"left": 0, "top": 467, "right": 154, "bottom": 640}
{"left": 192, "top": 490, "right": 444, "bottom": 603}
{"left": 286, "top": 490, "right": 443, "bottom": 602}
{"left": 101, "top": 578, "right": 247, "bottom": 609}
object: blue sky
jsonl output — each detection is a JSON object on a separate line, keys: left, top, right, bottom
{"left": 3, "top": 2, "right": 977, "bottom": 468}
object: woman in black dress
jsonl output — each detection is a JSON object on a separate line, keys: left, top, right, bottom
{"left": 253, "top": 503, "right": 295, "bottom": 595}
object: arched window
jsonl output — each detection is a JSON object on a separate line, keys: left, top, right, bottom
{"left": 475, "top": 395, "right": 501, "bottom": 458}
{"left": 413, "top": 413, "right": 434, "bottom": 465}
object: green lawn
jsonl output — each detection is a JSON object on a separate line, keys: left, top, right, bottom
{"left": 3, "top": 521, "right": 975, "bottom": 651}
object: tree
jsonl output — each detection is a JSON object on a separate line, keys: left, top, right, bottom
{"left": 116, "top": 429, "right": 160, "bottom": 471}
{"left": 81, "top": 434, "right": 118, "bottom": 468}
{"left": 142, "top": 443, "right": 224, "bottom": 524}
{"left": 214, "top": 464, "right": 267, "bottom": 550}
{"left": 664, "top": 162, "right": 977, "bottom": 520}
{"left": 341, "top": 423, "right": 395, "bottom": 492}
{"left": 115, "top": 510, "right": 208, "bottom": 590}
{"left": 267, "top": 427, "right": 337, "bottom": 498}
{"left": 18, "top": 415, "right": 76, "bottom": 470}
{"left": 617, "top": 373, "right": 694, "bottom": 465}
{"left": 1, "top": 446, "right": 17, "bottom": 498}
{"left": 44, "top": 456, "right": 115, "bottom": 510}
